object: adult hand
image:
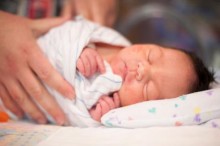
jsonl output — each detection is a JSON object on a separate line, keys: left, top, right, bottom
{"left": 0, "top": 11, "right": 75, "bottom": 125}
{"left": 61, "top": 0, "right": 117, "bottom": 27}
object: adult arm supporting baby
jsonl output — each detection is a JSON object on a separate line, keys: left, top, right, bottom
{"left": 61, "top": 0, "right": 117, "bottom": 27}
{"left": 0, "top": 11, "right": 75, "bottom": 125}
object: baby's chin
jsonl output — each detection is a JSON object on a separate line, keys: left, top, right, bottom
{"left": 117, "top": 90, "right": 130, "bottom": 107}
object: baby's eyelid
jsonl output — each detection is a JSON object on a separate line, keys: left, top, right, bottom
{"left": 147, "top": 50, "right": 151, "bottom": 63}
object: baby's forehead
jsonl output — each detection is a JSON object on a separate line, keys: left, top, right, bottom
{"left": 158, "top": 48, "right": 196, "bottom": 97}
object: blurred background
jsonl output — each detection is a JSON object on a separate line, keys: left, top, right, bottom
{"left": 1, "top": 0, "right": 219, "bottom": 70}
{"left": 114, "top": 0, "right": 220, "bottom": 70}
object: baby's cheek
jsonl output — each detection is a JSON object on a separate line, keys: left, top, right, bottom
{"left": 125, "top": 73, "right": 136, "bottom": 83}
{"left": 118, "top": 87, "right": 144, "bottom": 107}
{"left": 147, "top": 83, "right": 160, "bottom": 100}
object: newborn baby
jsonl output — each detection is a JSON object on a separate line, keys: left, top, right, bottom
{"left": 37, "top": 16, "right": 214, "bottom": 127}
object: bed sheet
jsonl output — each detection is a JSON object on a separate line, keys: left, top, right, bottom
{"left": 1, "top": 72, "right": 220, "bottom": 146}
{"left": 0, "top": 121, "right": 60, "bottom": 146}
{"left": 38, "top": 126, "right": 220, "bottom": 146}
{"left": 1, "top": 120, "right": 220, "bottom": 146}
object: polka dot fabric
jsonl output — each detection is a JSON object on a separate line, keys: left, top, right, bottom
{"left": 101, "top": 88, "right": 220, "bottom": 128}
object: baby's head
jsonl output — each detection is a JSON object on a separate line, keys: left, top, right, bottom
{"left": 110, "top": 44, "right": 214, "bottom": 107}
{"left": 181, "top": 50, "right": 215, "bottom": 92}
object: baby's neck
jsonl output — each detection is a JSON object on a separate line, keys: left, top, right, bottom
{"left": 95, "top": 43, "right": 123, "bottom": 63}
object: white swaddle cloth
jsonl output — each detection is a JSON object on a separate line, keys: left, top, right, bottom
{"left": 37, "top": 16, "right": 130, "bottom": 127}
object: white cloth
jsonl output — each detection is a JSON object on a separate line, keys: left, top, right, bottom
{"left": 101, "top": 88, "right": 220, "bottom": 128}
{"left": 37, "top": 16, "right": 130, "bottom": 127}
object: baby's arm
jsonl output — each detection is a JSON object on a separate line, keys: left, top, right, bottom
{"left": 89, "top": 93, "right": 120, "bottom": 122}
{"left": 77, "top": 47, "right": 106, "bottom": 77}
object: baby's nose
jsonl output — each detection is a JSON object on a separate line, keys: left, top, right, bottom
{"left": 136, "top": 62, "right": 150, "bottom": 81}
{"left": 136, "top": 62, "right": 145, "bottom": 81}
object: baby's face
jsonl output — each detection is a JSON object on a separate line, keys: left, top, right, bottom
{"left": 110, "top": 44, "right": 196, "bottom": 107}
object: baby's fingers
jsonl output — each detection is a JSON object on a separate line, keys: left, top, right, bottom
{"left": 85, "top": 51, "right": 98, "bottom": 76}
{"left": 76, "top": 58, "right": 85, "bottom": 75}
{"left": 102, "top": 96, "right": 116, "bottom": 110}
{"left": 95, "top": 54, "right": 105, "bottom": 74}
{"left": 113, "top": 93, "right": 121, "bottom": 108}
{"left": 89, "top": 103, "right": 102, "bottom": 121}
{"left": 84, "top": 49, "right": 105, "bottom": 76}
{"left": 78, "top": 53, "right": 91, "bottom": 77}
{"left": 98, "top": 98, "right": 112, "bottom": 115}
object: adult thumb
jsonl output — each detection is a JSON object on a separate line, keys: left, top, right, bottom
{"left": 30, "top": 17, "right": 70, "bottom": 38}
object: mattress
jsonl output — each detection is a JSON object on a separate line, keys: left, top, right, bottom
{"left": 0, "top": 120, "right": 220, "bottom": 146}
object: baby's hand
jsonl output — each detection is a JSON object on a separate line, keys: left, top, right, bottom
{"left": 89, "top": 93, "right": 120, "bottom": 122}
{"left": 77, "top": 48, "right": 105, "bottom": 77}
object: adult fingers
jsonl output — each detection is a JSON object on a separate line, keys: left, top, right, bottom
{"left": 74, "top": 0, "right": 92, "bottom": 20}
{"left": 18, "top": 68, "right": 66, "bottom": 125}
{"left": 28, "top": 17, "right": 70, "bottom": 38}
{"left": 0, "top": 83, "right": 24, "bottom": 118}
{"left": 60, "top": 0, "right": 74, "bottom": 19}
{"left": 28, "top": 43, "right": 75, "bottom": 99}
{"left": 90, "top": 0, "right": 117, "bottom": 27}
{"left": 90, "top": 0, "right": 104, "bottom": 25}
{"left": 3, "top": 79, "right": 47, "bottom": 124}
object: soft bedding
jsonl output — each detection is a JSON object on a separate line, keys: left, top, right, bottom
{"left": 100, "top": 70, "right": 220, "bottom": 128}
{"left": 0, "top": 121, "right": 220, "bottom": 146}
{"left": 37, "top": 124, "right": 220, "bottom": 146}
{"left": 101, "top": 88, "right": 220, "bottom": 128}
{"left": 1, "top": 87, "right": 219, "bottom": 146}
{"left": 1, "top": 85, "right": 220, "bottom": 146}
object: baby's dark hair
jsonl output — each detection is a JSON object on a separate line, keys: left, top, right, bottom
{"left": 180, "top": 50, "right": 215, "bottom": 93}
